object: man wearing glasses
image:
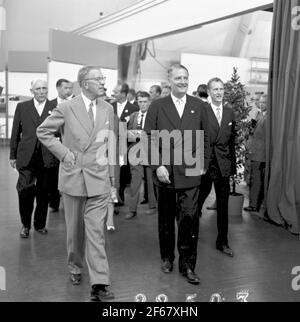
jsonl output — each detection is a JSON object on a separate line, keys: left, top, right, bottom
{"left": 37, "top": 66, "right": 115, "bottom": 301}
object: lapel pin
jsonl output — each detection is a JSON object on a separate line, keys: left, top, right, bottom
{"left": 48, "top": 111, "right": 52, "bottom": 115}
{"left": 228, "top": 122, "right": 232, "bottom": 126}
{"left": 125, "top": 109, "right": 128, "bottom": 113}
{"left": 191, "top": 110, "right": 195, "bottom": 114}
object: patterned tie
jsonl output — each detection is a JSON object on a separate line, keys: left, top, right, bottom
{"left": 88, "top": 102, "right": 94, "bottom": 127}
{"left": 138, "top": 113, "right": 145, "bottom": 129}
{"left": 216, "top": 107, "right": 221, "bottom": 125}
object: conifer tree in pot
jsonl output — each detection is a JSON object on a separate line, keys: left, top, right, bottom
{"left": 224, "top": 67, "right": 252, "bottom": 216}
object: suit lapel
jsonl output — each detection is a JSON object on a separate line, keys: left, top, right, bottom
{"left": 120, "top": 102, "right": 130, "bottom": 121}
{"left": 163, "top": 96, "right": 181, "bottom": 129}
{"left": 70, "top": 96, "right": 93, "bottom": 136}
{"left": 180, "top": 95, "right": 197, "bottom": 129}
{"left": 40, "top": 100, "right": 52, "bottom": 123}
{"left": 29, "top": 99, "right": 41, "bottom": 127}
{"left": 84, "top": 98, "right": 107, "bottom": 151}
{"left": 217, "top": 106, "right": 230, "bottom": 141}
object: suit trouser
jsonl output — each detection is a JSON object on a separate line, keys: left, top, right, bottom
{"left": 47, "top": 166, "right": 60, "bottom": 210}
{"left": 128, "top": 165, "right": 157, "bottom": 212}
{"left": 157, "top": 186, "right": 199, "bottom": 273}
{"left": 249, "top": 161, "right": 265, "bottom": 210}
{"left": 199, "top": 172, "right": 230, "bottom": 247}
{"left": 16, "top": 149, "right": 49, "bottom": 230}
{"left": 62, "top": 192, "right": 110, "bottom": 286}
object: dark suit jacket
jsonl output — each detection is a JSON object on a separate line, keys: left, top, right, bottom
{"left": 112, "top": 101, "right": 139, "bottom": 123}
{"left": 205, "top": 103, "right": 236, "bottom": 177}
{"left": 10, "top": 99, "right": 58, "bottom": 169}
{"left": 144, "top": 95, "right": 210, "bottom": 189}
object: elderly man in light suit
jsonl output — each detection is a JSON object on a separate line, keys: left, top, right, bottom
{"left": 37, "top": 66, "right": 115, "bottom": 301}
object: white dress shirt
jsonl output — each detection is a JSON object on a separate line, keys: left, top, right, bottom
{"left": 81, "top": 93, "right": 96, "bottom": 122}
{"left": 137, "top": 111, "right": 147, "bottom": 129}
{"left": 117, "top": 100, "right": 128, "bottom": 119}
{"left": 211, "top": 102, "right": 223, "bottom": 125}
{"left": 34, "top": 98, "right": 46, "bottom": 116}
{"left": 171, "top": 93, "right": 186, "bottom": 118}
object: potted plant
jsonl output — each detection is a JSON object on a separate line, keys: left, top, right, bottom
{"left": 224, "top": 67, "right": 252, "bottom": 216}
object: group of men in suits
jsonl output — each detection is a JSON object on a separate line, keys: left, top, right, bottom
{"left": 9, "top": 63, "right": 237, "bottom": 300}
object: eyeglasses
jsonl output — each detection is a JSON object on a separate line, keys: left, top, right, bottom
{"left": 85, "top": 77, "right": 106, "bottom": 83}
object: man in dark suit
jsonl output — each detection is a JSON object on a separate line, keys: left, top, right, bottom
{"left": 144, "top": 64, "right": 210, "bottom": 285}
{"left": 111, "top": 83, "right": 139, "bottom": 204}
{"left": 126, "top": 91, "right": 156, "bottom": 219}
{"left": 10, "top": 80, "right": 57, "bottom": 238}
{"left": 198, "top": 77, "right": 236, "bottom": 257}
{"left": 48, "top": 78, "right": 74, "bottom": 212}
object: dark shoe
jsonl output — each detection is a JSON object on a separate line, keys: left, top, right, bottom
{"left": 216, "top": 245, "right": 234, "bottom": 257}
{"left": 35, "top": 228, "right": 48, "bottom": 235}
{"left": 20, "top": 226, "right": 30, "bottom": 238}
{"left": 243, "top": 206, "right": 258, "bottom": 212}
{"left": 114, "top": 207, "right": 120, "bottom": 215}
{"left": 49, "top": 207, "right": 59, "bottom": 212}
{"left": 140, "top": 199, "right": 148, "bottom": 205}
{"left": 161, "top": 260, "right": 173, "bottom": 273}
{"left": 125, "top": 212, "right": 137, "bottom": 220}
{"left": 90, "top": 285, "right": 115, "bottom": 301}
{"left": 206, "top": 205, "right": 217, "bottom": 210}
{"left": 70, "top": 273, "right": 81, "bottom": 285}
{"left": 182, "top": 269, "right": 200, "bottom": 285}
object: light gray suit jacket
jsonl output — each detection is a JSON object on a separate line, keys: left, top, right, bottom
{"left": 37, "top": 95, "right": 115, "bottom": 197}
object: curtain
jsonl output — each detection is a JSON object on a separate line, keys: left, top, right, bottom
{"left": 266, "top": 0, "right": 300, "bottom": 234}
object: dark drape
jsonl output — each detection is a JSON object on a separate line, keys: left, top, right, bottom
{"left": 266, "top": 0, "right": 300, "bottom": 234}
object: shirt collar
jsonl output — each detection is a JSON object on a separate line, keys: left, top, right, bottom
{"left": 33, "top": 98, "right": 46, "bottom": 107}
{"left": 171, "top": 93, "right": 186, "bottom": 106}
{"left": 210, "top": 101, "right": 223, "bottom": 111}
{"left": 81, "top": 93, "right": 96, "bottom": 109}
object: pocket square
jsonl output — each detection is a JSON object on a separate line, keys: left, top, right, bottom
{"left": 228, "top": 122, "right": 232, "bottom": 126}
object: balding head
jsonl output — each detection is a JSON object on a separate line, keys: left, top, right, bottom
{"left": 30, "top": 80, "right": 48, "bottom": 103}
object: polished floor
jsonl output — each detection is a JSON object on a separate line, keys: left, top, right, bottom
{"left": 0, "top": 146, "right": 300, "bottom": 302}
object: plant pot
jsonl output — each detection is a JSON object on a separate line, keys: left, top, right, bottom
{"left": 228, "top": 193, "right": 244, "bottom": 216}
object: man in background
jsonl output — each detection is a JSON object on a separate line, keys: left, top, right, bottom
{"left": 149, "top": 85, "right": 162, "bottom": 101}
{"left": 48, "top": 79, "right": 74, "bottom": 212}
{"left": 111, "top": 83, "right": 139, "bottom": 204}
{"left": 10, "top": 80, "right": 56, "bottom": 238}
{"left": 126, "top": 91, "right": 156, "bottom": 219}
{"left": 198, "top": 77, "right": 236, "bottom": 258}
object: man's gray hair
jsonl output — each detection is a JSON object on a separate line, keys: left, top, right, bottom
{"left": 77, "top": 66, "right": 101, "bottom": 87}
{"left": 31, "top": 79, "right": 47, "bottom": 89}
{"left": 167, "top": 63, "right": 189, "bottom": 78}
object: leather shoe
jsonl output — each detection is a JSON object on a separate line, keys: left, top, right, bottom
{"left": 161, "top": 260, "right": 173, "bottom": 273}
{"left": 182, "top": 269, "right": 200, "bottom": 285}
{"left": 125, "top": 211, "right": 137, "bottom": 220}
{"left": 35, "top": 228, "right": 48, "bottom": 235}
{"left": 91, "top": 285, "right": 115, "bottom": 301}
{"left": 216, "top": 245, "right": 234, "bottom": 257}
{"left": 20, "top": 226, "right": 29, "bottom": 238}
{"left": 243, "top": 206, "right": 258, "bottom": 212}
{"left": 70, "top": 273, "right": 81, "bottom": 285}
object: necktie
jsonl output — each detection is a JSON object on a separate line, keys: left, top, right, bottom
{"left": 138, "top": 113, "right": 145, "bottom": 129}
{"left": 177, "top": 99, "right": 184, "bottom": 118}
{"left": 88, "top": 102, "right": 94, "bottom": 127}
{"left": 216, "top": 107, "right": 221, "bottom": 125}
